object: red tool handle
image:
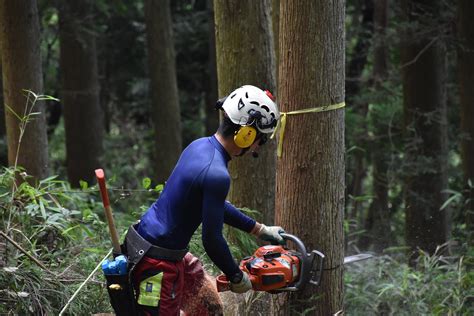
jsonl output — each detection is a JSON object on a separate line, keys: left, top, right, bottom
{"left": 95, "top": 169, "right": 121, "bottom": 255}
{"left": 95, "top": 169, "right": 110, "bottom": 208}
{"left": 215, "top": 273, "right": 257, "bottom": 292}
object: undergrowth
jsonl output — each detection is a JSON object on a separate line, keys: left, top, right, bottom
{"left": 0, "top": 166, "right": 116, "bottom": 315}
{"left": 0, "top": 165, "right": 261, "bottom": 314}
{"left": 345, "top": 248, "right": 474, "bottom": 315}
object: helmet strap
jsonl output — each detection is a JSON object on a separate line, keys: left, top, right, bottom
{"left": 237, "top": 146, "right": 251, "bottom": 157}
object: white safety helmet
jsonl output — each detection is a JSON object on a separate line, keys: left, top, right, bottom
{"left": 221, "top": 85, "right": 280, "bottom": 134}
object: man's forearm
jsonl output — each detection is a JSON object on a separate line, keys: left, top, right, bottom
{"left": 223, "top": 201, "right": 256, "bottom": 232}
{"left": 250, "top": 222, "right": 263, "bottom": 235}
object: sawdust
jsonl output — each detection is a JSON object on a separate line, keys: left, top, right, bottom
{"left": 219, "top": 290, "right": 275, "bottom": 316}
{"left": 181, "top": 273, "right": 224, "bottom": 315}
{"left": 180, "top": 272, "right": 274, "bottom": 315}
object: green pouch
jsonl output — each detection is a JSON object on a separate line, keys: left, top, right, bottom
{"left": 138, "top": 272, "right": 163, "bottom": 307}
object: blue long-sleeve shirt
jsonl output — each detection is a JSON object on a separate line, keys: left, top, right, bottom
{"left": 137, "top": 135, "right": 256, "bottom": 277}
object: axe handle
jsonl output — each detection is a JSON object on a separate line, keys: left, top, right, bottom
{"left": 95, "top": 169, "right": 121, "bottom": 254}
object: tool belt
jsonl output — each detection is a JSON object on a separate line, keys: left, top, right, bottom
{"left": 124, "top": 223, "right": 188, "bottom": 264}
{"left": 106, "top": 223, "right": 188, "bottom": 316}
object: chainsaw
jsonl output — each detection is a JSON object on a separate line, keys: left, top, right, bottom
{"left": 216, "top": 233, "right": 373, "bottom": 293}
{"left": 216, "top": 233, "right": 325, "bottom": 292}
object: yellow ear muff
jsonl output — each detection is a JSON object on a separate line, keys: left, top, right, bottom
{"left": 234, "top": 126, "right": 257, "bottom": 148}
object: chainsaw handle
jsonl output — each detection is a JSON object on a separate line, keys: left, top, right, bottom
{"left": 274, "top": 233, "right": 325, "bottom": 292}
{"left": 279, "top": 233, "right": 308, "bottom": 291}
{"left": 215, "top": 273, "right": 257, "bottom": 292}
{"left": 280, "top": 233, "right": 307, "bottom": 254}
{"left": 95, "top": 169, "right": 110, "bottom": 208}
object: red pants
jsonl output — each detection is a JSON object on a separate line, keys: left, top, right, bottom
{"left": 132, "top": 253, "right": 222, "bottom": 316}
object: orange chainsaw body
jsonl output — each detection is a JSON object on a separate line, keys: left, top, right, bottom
{"left": 216, "top": 244, "right": 301, "bottom": 292}
{"left": 216, "top": 233, "right": 325, "bottom": 293}
{"left": 242, "top": 245, "right": 301, "bottom": 291}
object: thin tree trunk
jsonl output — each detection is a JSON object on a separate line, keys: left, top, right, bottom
{"left": 401, "top": 0, "right": 449, "bottom": 259}
{"left": 458, "top": 0, "right": 474, "bottom": 244}
{"left": 362, "top": 0, "right": 391, "bottom": 252}
{"left": 346, "top": 0, "right": 374, "bottom": 227}
{"left": 0, "top": 48, "right": 6, "bottom": 167}
{"left": 58, "top": 1, "right": 103, "bottom": 187}
{"left": 0, "top": 0, "right": 49, "bottom": 181}
{"left": 272, "top": 1, "right": 345, "bottom": 315}
{"left": 214, "top": 0, "right": 277, "bottom": 225}
{"left": 205, "top": 0, "right": 219, "bottom": 136}
{"left": 0, "top": 46, "right": 7, "bottom": 273}
{"left": 145, "top": 0, "right": 182, "bottom": 184}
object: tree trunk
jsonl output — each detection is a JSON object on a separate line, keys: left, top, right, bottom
{"left": 144, "top": 0, "right": 182, "bottom": 184}
{"left": 0, "top": 48, "right": 7, "bottom": 167}
{"left": 401, "top": 0, "right": 449, "bottom": 259}
{"left": 0, "top": 0, "right": 49, "bottom": 181}
{"left": 58, "top": 1, "right": 103, "bottom": 187}
{"left": 362, "top": 0, "right": 391, "bottom": 252}
{"left": 345, "top": 0, "right": 373, "bottom": 228}
{"left": 0, "top": 52, "right": 3, "bottom": 136}
{"left": 214, "top": 0, "right": 277, "bottom": 225}
{"left": 273, "top": 1, "right": 345, "bottom": 315}
{"left": 272, "top": 0, "right": 280, "bottom": 91}
{"left": 205, "top": 0, "right": 219, "bottom": 136}
{"left": 458, "top": 0, "right": 474, "bottom": 244}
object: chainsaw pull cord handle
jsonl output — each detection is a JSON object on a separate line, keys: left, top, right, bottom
{"left": 215, "top": 272, "right": 257, "bottom": 292}
{"left": 95, "top": 169, "right": 121, "bottom": 255}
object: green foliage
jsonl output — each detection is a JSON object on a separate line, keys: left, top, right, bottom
{"left": 1, "top": 266, "right": 63, "bottom": 315}
{"left": 345, "top": 250, "right": 474, "bottom": 315}
{"left": 0, "top": 167, "right": 114, "bottom": 314}
{"left": 0, "top": 162, "right": 262, "bottom": 314}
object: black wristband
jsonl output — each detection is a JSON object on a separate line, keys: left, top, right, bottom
{"left": 229, "top": 270, "right": 243, "bottom": 284}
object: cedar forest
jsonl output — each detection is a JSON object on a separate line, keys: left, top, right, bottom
{"left": 0, "top": 0, "right": 472, "bottom": 315}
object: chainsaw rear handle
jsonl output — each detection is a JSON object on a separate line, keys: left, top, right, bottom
{"left": 216, "top": 273, "right": 257, "bottom": 292}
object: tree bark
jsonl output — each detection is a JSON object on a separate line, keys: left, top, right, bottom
{"left": 273, "top": 1, "right": 345, "bottom": 315}
{"left": 272, "top": 0, "right": 280, "bottom": 91}
{"left": 58, "top": 1, "right": 103, "bottom": 187}
{"left": 0, "top": 0, "right": 49, "bottom": 181}
{"left": 144, "top": 0, "right": 182, "bottom": 184}
{"left": 214, "top": 0, "right": 277, "bottom": 225}
{"left": 458, "top": 0, "right": 474, "bottom": 244}
{"left": 401, "top": 0, "right": 449, "bottom": 259}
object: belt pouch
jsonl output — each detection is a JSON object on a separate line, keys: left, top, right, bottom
{"left": 105, "top": 273, "right": 138, "bottom": 316}
{"left": 105, "top": 223, "right": 150, "bottom": 316}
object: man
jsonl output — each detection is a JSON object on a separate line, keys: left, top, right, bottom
{"left": 129, "top": 85, "right": 285, "bottom": 315}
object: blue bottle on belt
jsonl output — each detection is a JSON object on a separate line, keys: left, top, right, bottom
{"left": 102, "top": 255, "right": 127, "bottom": 275}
